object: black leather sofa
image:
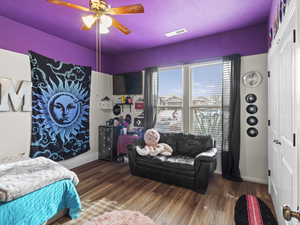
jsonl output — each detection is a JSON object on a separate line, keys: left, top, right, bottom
{"left": 127, "top": 133, "right": 217, "bottom": 194}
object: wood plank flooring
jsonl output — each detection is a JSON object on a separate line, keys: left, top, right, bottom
{"left": 54, "top": 160, "right": 274, "bottom": 225}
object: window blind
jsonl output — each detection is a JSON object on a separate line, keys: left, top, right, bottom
{"left": 222, "top": 59, "right": 232, "bottom": 152}
{"left": 155, "top": 67, "right": 183, "bottom": 133}
{"left": 191, "top": 63, "right": 223, "bottom": 148}
{"left": 154, "top": 60, "right": 226, "bottom": 145}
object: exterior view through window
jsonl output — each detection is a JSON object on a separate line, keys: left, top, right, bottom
{"left": 155, "top": 60, "right": 223, "bottom": 148}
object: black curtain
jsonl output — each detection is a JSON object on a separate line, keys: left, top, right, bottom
{"left": 144, "top": 67, "right": 158, "bottom": 130}
{"left": 222, "top": 54, "right": 243, "bottom": 182}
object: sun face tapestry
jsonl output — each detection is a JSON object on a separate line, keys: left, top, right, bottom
{"left": 29, "top": 51, "right": 91, "bottom": 161}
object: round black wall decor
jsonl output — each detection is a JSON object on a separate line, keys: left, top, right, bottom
{"left": 247, "top": 128, "right": 259, "bottom": 137}
{"left": 113, "top": 104, "right": 121, "bottom": 115}
{"left": 247, "top": 116, "right": 258, "bottom": 126}
{"left": 245, "top": 94, "right": 257, "bottom": 104}
{"left": 246, "top": 105, "right": 258, "bottom": 114}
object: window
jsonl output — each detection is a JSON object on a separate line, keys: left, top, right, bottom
{"left": 155, "top": 60, "right": 223, "bottom": 148}
{"left": 191, "top": 62, "right": 223, "bottom": 148}
{"left": 156, "top": 67, "right": 183, "bottom": 133}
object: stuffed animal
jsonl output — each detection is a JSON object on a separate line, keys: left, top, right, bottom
{"left": 136, "top": 129, "right": 173, "bottom": 156}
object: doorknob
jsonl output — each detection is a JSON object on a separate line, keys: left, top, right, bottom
{"left": 283, "top": 205, "right": 300, "bottom": 222}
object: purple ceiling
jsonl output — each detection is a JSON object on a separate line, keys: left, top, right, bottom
{"left": 0, "top": 0, "right": 272, "bottom": 54}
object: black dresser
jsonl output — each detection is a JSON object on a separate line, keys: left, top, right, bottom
{"left": 98, "top": 126, "right": 118, "bottom": 161}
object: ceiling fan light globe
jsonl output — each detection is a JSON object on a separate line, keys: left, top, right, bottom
{"left": 100, "top": 23, "right": 109, "bottom": 34}
{"left": 82, "top": 15, "right": 96, "bottom": 28}
{"left": 101, "top": 15, "right": 112, "bottom": 28}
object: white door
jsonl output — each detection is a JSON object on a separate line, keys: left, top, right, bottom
{"left": 268, "top": 44, "right": 281, "bottom": 219}
{"left": 269, "top": 11, "right": 298, "bottom": 225}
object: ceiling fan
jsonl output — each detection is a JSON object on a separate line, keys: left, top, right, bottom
{"left": 47, "top": 0, "right": 144, "bottom": 34}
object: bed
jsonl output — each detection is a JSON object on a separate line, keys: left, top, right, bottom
{"left": 0, "top": 155, "right": 81, "bottom": 225}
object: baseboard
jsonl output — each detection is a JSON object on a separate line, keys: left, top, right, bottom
{"left": 214, "top": 170, "right": 268, "bottom": 184}
{"left": 59, "top": 151, "right": 98, "bottom": 169}
{"left": 241, "top": 176, "right": 267, "bottom": 184}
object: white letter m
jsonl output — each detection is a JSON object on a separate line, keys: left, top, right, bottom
{"left": 0, "top": 78, "right": 32, "bottom": 112}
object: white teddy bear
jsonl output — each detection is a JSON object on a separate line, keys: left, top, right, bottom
{"left": 136, "top": 129, "right": 173, "bottom": 156}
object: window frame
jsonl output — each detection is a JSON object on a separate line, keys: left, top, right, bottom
{"left": 157, "top": 59, "right": 223, "bottom": 137}
{"left": 189, "top": 60, "right": 223, "bottom": 139}
{"left": 157, "top": 65, "right": 185, "bottom": 133}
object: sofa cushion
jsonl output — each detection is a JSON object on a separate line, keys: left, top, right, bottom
{"left": 163, "top": 155, "right": 195, "bottom": 166}
{"left": 136, "top": 155, "right": 194, "bottom": 176}
{"left": 176, "top": 134, "right": 213, "bottom": 157}
{"left": 159, "top": 133, "right": 178, "bottom": 153}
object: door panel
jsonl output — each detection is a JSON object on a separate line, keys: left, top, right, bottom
{"left": 269, "top": 44, "right": 281, "bottom": 221}
{"left": 269, "top": 13, "right": 298, "bottom": 225}
{"left": 278, "top": 15, "right": 297, "bottom": 225}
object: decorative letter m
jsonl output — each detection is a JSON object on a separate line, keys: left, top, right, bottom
{"left": 0, "top": 78, "right": 32, "bottom": 112}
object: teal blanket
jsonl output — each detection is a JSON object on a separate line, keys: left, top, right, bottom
{"left": 0, "top": 179, "right": 81, "bottom": 225}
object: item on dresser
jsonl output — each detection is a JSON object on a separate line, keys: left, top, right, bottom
{"left": 125, "top": 114, "right": 132, "bottom": 125}
{"left": 106, "top": 118, "right": 114, "bottom": 126}
{"left": 118, "top": 115, "right": 131, "bottom": 135}
{"left": 117, "top": 135, "right": 140, "bottom": 156}
{"left": 0, "top": 157, "right": 79, "bottom": 202}
{"left": 113, "top": 118, "right": 120, "bottom": 127}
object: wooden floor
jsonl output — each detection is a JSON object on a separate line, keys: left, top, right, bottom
{"left": 55, "top": 160, "right": 274, "bottom": 225}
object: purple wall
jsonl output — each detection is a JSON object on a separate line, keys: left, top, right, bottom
{"left": 110, "top": 23, "right": 268, "bottom": 74}
{"left": 101, "top": 53, "right": 114, "bottom": 74}
{"left": 0, "top": 16, "right": 113, "bottom": 74}
{"left": 0, "top": 15, "right": 268, "bottom": 75}
{"left": 268, "top": 0, "right": 280, "bottom": 31}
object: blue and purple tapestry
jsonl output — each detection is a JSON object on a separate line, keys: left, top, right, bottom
{"left": 29, "top": 51, "right": 91, "bottom": 161}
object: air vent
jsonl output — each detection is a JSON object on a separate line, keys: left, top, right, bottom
{"left": 165, "top": 28, "right": 188, "bottom": 37}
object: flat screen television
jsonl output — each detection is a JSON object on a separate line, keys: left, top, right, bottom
{"left": 113, "top": 71, "right": 143, "bottom": 95}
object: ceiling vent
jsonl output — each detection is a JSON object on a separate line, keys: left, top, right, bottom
{"left": 165, "top": 28, "right": 188, "bottom": 37}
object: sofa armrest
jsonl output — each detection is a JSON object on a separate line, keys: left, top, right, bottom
{"left": 127, "top": 142, "right": 140, "bottom": 175}
{"left": 195, "top": 148, "right": 218, "bottom": 162}
{"left": 127, "top": 138, "right": 144, "bottom": 159}
{"left": 194, "top": 148, "right": 217, "bottom": 194}
{"left": 127, "top": 144, "right": 137, "bottom": 160}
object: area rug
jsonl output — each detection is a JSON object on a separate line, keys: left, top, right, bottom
{"left": 235, "top": 195, "right": 278, "bottom": 225}
{"left": 83, "top": 210, "right": 156, "bottom": 225}
{"left": 63, "top": 198, "right": 124, "bottom": 225}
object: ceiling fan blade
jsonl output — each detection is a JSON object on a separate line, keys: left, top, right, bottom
{"left": 81, "top": 24, "right": 92, "bottom": 30}
{"left": 47, "top": 0, "right": 90, "bottom": 12}
{"left": 111, "top": 17, "right": 131, "bottom": 35}
{"left": 108, "top": 4, "right": 144, "bottom": 15}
